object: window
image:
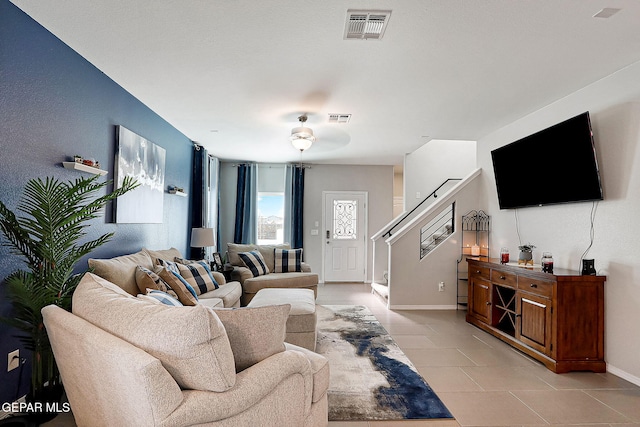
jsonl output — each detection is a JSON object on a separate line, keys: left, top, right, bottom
{"left": 257, "top": 192, "right": 284, "bottom": 245}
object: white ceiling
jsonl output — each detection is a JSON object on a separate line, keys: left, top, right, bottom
{"left": 10, "top": 0, "right": 640, "bottom": 166}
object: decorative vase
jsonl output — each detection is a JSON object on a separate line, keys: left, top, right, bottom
{"left": 518, "top": 250, "right": 533, "bottom": 266}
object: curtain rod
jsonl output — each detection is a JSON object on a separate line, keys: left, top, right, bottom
{"left": 230, "top": 163, "right": 311, "bottom": 169}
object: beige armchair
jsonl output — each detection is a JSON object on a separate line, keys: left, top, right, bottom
{"left": 42, "top": 273, "right": 328, "bottom": 427}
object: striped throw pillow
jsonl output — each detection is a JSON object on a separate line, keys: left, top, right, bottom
{"left": 135, "top": 266, "right": 180, "bottom": 300}
{"left": 273, "top": 248, "right": 303, "bottom": 273}
{"left": 157, "top": 267, "right": 199, "bottom": 306}
{"left": 238, "top": 250, "right": 269, "bottom": 277}
{"left": 158, "top": 258, "right": 219, "bottom": 295}
{"left": 144, "top": 290, "right": 184, "bottom": 306}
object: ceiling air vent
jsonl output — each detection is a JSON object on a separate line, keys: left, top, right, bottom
{"left": 344, "top": 10, "right": 391, "bottom": 40}
{"left": 328, "top": 114, "right": 352, "bottom": 124}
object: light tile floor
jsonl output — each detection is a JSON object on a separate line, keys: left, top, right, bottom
{"left": 43, "top": 282, "right": 640, "bottom": 427}
{"left": 318, "top": 282, "right": 640, "bottom": 427}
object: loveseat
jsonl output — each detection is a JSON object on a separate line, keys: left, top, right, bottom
{"left": 42, "top": 273, "right": 329, "bottom": 426}
{"left": 227, "top": 243, "right": 319, "bottom": 305}
{"left": 88, "top": 247, "right": 242, "bottom": 308}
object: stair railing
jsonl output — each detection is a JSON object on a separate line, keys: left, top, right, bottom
{"left": 383, "top": 178, "right": 461, "bottom": 239}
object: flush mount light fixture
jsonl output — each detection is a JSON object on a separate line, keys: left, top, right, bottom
{"left": 290, "top": 114, "right": 315, "bottom": 151}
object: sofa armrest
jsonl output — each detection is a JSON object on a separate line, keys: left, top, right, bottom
{"left": 301, "top": 262, "right": 312, "bottom": 273}
{"left": 161, "top": 350, "right": 313, "bottom": 425}
{"left": 231, "top": 266, "right": 254, "bottom": 284}
{"left": 211, "top": 271, "right": 226, "bottom": 285}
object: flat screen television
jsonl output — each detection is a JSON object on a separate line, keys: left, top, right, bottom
{"left": 491, "top": 112, "right": 603, "bottom": 209}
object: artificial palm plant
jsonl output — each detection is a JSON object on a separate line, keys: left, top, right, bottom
{"left": 0, "top": 174, "right": 137, "bottom": 404}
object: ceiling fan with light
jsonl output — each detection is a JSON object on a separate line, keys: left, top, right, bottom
{"left": 289, "top": 114, "right": 316, "bottom": 152}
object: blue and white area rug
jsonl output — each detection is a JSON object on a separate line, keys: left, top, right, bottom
{"left": 316, "top": 305, "right": 454, "bottom": 422}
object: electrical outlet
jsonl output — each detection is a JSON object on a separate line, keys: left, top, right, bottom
{"left": 7, "top": 350, "right": 19, "bottom": 372}
{"left": 438, "top": 281, "right": 445, "bottom": 292}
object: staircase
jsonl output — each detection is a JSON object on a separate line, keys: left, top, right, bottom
{"left": 370, "top": 169, "right": 482, "bottom": 308}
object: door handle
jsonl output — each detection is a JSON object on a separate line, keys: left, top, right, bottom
{"left": 326, "top": 230, "right": 330, "bottom": 239}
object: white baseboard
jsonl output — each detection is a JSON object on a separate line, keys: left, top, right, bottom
{"left": 388, "top": 304, "right": 458, "bottom": 310}
{"left": 606, "top": 364, "right": 640, "bottom": 387}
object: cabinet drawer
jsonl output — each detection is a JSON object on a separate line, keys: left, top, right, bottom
{"left": 469, "top": 265, "right": 490, "bottom": 280}
{"left": 518, "top": 277, "right": 554, "bottom": 297}
{"left": 491, "top": 269, "right": 517, "bottom": 288}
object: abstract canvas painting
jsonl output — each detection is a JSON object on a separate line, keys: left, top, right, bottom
{"left": 114, "top": 125, "right": 166, "bottom": 223}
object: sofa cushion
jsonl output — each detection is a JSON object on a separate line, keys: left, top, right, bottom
{"left": 72, "top": 273, "right": 237, "bottom": 392}
{"left": 239, "top": 250, "right": 270, "bottom": 277}
{"left": 273, "top": 248, "right": 303, "bottom": 273}
{"left": 200, "top": 281, "right": 242, "bottom": 308}
{"left": 157, "top": 267, "right": 199, "bottom": 306}
{"left": 243, "top": 272, "right": 319, "bottom": 295}
{"left": 198, "top": 297, "right": 224, "bottom": 308}
{"left": 88, "top": 250, "right": 154, "bottom": 295}
{"left": 227, "top": 243, "right": 257, "bottom": 267}
{"left": 213, "top": 304, "right": 290, "bottom": 372}
{"left": 256, "top": 244, "right": 290, "bottom": 271}
{"left": 143, "top": 247, "right": 183, "bottom": 266}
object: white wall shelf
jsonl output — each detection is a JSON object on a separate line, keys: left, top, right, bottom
{"left": 168, "top": 189, "right": 187, "bottom": 197}
{"left": 62, "top": 161, "right": 107, "bottom": 176}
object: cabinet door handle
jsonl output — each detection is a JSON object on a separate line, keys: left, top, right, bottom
{"left": 516, "top": 314, "right": 522, "bottom": 317}
{"left": 500, "top": 275, "right": 506, "bottom": 280}
{"left": 486, "top": 301, "right": 491, "bottom": 306}
{"left": 475, "top": 270, "right": 481, "bottom": 274}
{"left": 530, "top": 283, "right": 538, "bottom": 288}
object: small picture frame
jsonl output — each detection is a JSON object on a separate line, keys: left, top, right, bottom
{"left": 212, "top": 252, "right": 223, "bottom": 271}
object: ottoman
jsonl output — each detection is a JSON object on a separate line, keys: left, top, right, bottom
{"left": 247, "top": 288, "right": 317, "bottom": 351}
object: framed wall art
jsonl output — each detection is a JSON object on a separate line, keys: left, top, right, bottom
{"left": 114, "top": 125, "right": 166, "bottom": 223}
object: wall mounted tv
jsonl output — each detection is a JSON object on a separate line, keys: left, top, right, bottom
{"left": 491, "top": 112, "right": 603, "bottom": 209}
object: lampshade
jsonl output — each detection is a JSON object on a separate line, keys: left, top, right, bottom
{"left": 290, "top": 115, "right": 315, "bottom": 151}
{"left": 190, "top": 227, "right": 215, "bottom": 248}
{"left": 290, "top": 127, "right": 315, "bottom": 151}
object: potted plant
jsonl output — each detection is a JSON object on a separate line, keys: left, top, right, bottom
{"left": 518, "top": 243, "right": 536, "bottom": 265}
{"left": 0, "top": 174, "right": 137, "bottom": 422}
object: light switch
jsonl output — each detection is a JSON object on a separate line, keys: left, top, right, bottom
{"left": 311, "top": 229, "right": 319, "bottom": 236}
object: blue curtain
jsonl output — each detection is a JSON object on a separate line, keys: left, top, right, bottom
{"left": 284, "top": 164, "right": 305, "bottom": 249}
{"left": 234, "top": 163, "right": 257, "bottom": 244}
{"left": 190, "top": 145, "right": 208, "bottom": 259}
{"left": 190, "top": 146, "right": 221, "bottom": 259}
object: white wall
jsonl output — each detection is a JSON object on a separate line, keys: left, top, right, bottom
{"left": 477, "top": 60, "right": 640, "bottom": 384}
{"left": 303, "top": 164, "right": 394, "bottom": 282}
{"left": 388, "top": 176, "right": 480, "bottom": 308}
{"left": 404, "top": 139, "right": 477, "bottom": 211}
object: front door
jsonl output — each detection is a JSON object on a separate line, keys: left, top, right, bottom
{"left": 323, "top": 191, "right": 367, "bottom": 282}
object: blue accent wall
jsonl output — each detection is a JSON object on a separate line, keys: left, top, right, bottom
{"left": 0, "top": 1, "right": 193, "bottom": 404}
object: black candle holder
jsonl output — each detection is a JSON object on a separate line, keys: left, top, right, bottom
{"left": 581, "top": 259, "right": 596, "bottom": 275}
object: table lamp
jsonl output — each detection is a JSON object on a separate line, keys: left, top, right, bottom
{"left": 190, "top": 227, "right": 215, "bottom": 267}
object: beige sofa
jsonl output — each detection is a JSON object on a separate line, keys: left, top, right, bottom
{"left": 227, "top": 243, "right": 319, "bottom": 305}
{"left": 88, "top": 247, "right": 242, "bottom": 308}
{"left": 43, "top": 273, "right": 328, "bottom": 426}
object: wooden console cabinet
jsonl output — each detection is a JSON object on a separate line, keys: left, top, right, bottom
{"left": 466, "top": 258, "right": 605, "bottom": 373}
